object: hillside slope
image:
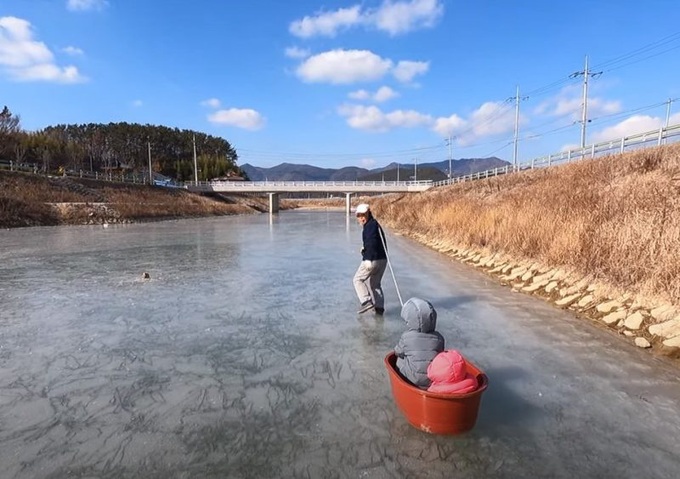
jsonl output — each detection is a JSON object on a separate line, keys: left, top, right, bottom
{"left": 0, "top": 171, "right": 270, "bottom": 228}
{"left": 369, "top": 144, "right": 680, "bottom": 358}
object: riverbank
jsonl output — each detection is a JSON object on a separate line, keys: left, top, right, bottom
{"left": 368, "top": 143, "right": 680, "bottom": 360}
{"left": 0, "top": 170, "right": 278, "bottom": 227}
{"left": 3, "top": 154, "right": 680, "bottom": 361}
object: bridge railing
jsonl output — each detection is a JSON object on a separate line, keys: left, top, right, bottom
{"left": 433, "top": 122, "right": 680, "bottom": 187}
{"left": 191, "top": 179, "right": 434, "bottom": 189}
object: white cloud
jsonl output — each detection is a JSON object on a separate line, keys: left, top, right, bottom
{"left": 284, "top": 46, "right": 311, "bottom": 59}
{"left": 560, "top": 142, "right": 580, "bottom": 153}
{"left": 132, "top": 99, "right": 143, "bottom": 107}
{"left": 62, "top": 46, "right": 84, "bottom": 56}
{"left": 432, "top": 101, "right": 518, "bottom": 145}
{"left": 360, "top": 157, "right": 377, "bottom": 168}
{"left": 551, "top": 97, "right": 582, "bottom": 118}
{"left": 296, "top": 49, "right": 392, "bottom": 84}
{"left": 588, "top": 98, "right": 623, "bottom": 118}
{"left": 0, "top": 17, "right": 52, "bottom": 67}
{"left": 432, "top": 114, "right": 467, "bottom": 137}
{"left": 289, "top": 0, "right": 443, "bottom": 38}
{"left": 372, "top": 0, "right": 444, "bottom": 36}
{"left": 374, "top": 86, "right": 399, "bottom": 102}
{"left": 0, "top": 16, "right": 86, "bottom": 83}
{"left": 348, "top": 86, "right": 399, "bottom": 102}
{"left": 295, "top": 49, "right": 427, "bottom": 85}
{"left": 536, "top": 86, "right": 622, "bottom": 122}
{"left": 289, "top": 6, "right": 362, "bottom": 38}
{"left": 589, "top": 115, "right": 662, "bottom": 143}
{"left": 348, "top": 89, "right": 371, "bottom": 101}
{"left": 337, "top": 96, "right": 520, "bottom": 139}
{"left": 208, "top": 108, "right": 266, "bottom": 131}
{"left": 392, "top": 60, "right": 429, "bottom": 83}
{"left": 337, "top": 103, "right": 432, "bottom": 132}
{"left": 201, "top": 98, "right": 221, "bottom": 108}
{"left": 66, "top": 0, "right": 108, "bottom": 12}
{"left": 468, "top": 101, "right": 516, "bottom": 138}
{"left": 11, "top": 63, "right": 84, "bottom": 83}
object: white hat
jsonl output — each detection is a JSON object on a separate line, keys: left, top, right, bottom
{"left": 356, "top": 203, "right": 370, "bottom": 215}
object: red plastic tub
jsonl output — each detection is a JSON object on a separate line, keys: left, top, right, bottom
{"left": 384, "top": 351, "right": 488, "bottom": 435}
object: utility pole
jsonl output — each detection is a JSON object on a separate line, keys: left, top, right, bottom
{"left": 512, "top": 85, "right": 528, "bottom": 170}
{"left": 580, "top": 56, "right": 589, "bottom": 149}
{"left": 193, "top": 134, "right": 198, "bottom": 185}
{"left": 571, "top": 56, "right": 602, "bottom": 149}
{"left": 147, "top": 141, "right": 152, "bottom": 184}
{"left": 664, "top": 98, "right": 678, "bottom": 144}
{"left": 445, "top": 134, "right": 453, "bottom": 181}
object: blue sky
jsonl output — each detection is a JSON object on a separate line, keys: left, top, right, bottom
{"left": 2, "top": 0, "right": 680, "bottom": 170}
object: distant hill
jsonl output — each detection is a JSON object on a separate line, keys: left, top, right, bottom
{"left": 358, "top": 167, "right": 447, "bottom": 182}
{"left": 241, "top": 163, "right": 370, "bottom": 181}
{"left": 378, "top": 157, "right": 510, "bottom": 177}
{"left": 241, "top": 156, "right": 509, "bottom": 181}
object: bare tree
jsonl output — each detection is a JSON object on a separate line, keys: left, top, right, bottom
{"left": 0, "top": 106, "right": 22, "bottom": 160}
{"left": 13, "top": 141, "right": 27, "bottom": 166}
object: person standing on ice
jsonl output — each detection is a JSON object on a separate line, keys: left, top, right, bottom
{"left": 353, "top": 203, "right": 387, "bottom": 314}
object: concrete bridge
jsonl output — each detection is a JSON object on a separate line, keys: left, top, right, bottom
{"left": 185, "top": 180, "right": 434, "bottom": 213}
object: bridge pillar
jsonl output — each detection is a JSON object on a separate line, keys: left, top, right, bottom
{"left": 268, "top": 193, "right": 280, "bottom": 213}
{"left": 345, "top": 193, "right": 352, "bottom": 216}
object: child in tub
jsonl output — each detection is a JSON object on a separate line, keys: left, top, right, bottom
{"left": 427, "top": 349, "right": 479, "bottom": 394}
{"left": 394, "top": 297, "right": 445, "bottom": 388}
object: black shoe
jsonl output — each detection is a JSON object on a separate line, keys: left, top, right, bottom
{"left": 357, "top": 300, "right": 374, "bottom": 314}
{"left": 375, "top": 307, "right": 385, "bottom": 315}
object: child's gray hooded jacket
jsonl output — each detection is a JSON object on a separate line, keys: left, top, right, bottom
{"left": 394, "top": 297, "right": 445, "bottom": 388}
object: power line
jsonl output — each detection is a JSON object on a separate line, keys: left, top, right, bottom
{"left": 592, "top": 31, "right": 680, "bottom": 71}
{"left": 589, "top": 100, "right": 670, "bottom": 125}
{"left": 603, "top": 43, "right": 680, "bottom": 73}
{"left": 523, "top": 76, "right": 579, "bottom": 99}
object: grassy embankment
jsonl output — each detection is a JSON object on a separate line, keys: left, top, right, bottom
{"left": 0, "top": 170, "right": 271, "bottom": 228}
{"left": 368, "top": 144, "right": 680, "bottom": 355}
{"left": 3, "top": 150, "right": 680, "bottom": 353}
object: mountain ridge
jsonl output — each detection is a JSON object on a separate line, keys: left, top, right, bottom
{"left": 241, "top": 157, "right": 509, "bottom": 181}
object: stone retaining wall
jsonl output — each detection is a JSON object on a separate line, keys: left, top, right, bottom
{"left": 406, "top": 231, "right": 680, "bottom": 358}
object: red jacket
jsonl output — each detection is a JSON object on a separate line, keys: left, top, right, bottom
{"left": 427, "top": 350, "right": 478, "bottom": 394}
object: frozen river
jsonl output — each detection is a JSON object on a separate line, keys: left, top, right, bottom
{"left": 1, "top": 210, "right": 679, "bottom": 478}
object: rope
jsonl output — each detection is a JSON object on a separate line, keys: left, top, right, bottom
{"left": 379, "top": 226, "right": 404, "bottom": 307}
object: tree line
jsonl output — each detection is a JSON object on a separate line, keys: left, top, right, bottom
{"left": 0, "top": 106, "right": 245, "bottom": 181}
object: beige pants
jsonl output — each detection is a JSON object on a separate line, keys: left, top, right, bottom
{"left": 353, "top": 259, "right": 387, "bottom": 308}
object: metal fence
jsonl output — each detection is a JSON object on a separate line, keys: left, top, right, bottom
{"left": 433, "top": 122, "right": 680, "bottom": 187}
{"left": 0, "top": 161, "right": 161, "bottom": 185}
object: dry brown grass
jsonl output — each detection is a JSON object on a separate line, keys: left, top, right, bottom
{"left": 0, "top": 170, "right": 266, "bottom": 227}
{"left": 371, "top": 144, "right": 680, "bottom": 305}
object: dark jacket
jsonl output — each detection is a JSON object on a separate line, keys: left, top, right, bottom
{"left": 394, "top": 297, "right": 445, "bottom": 388}
{"left": 362, "top": 216, "right": 387, "bottom": 261}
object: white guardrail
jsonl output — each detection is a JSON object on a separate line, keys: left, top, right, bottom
{"left": 189, "top": 179, "right": 434, "bottom": 193}
{"left": 433, "top": 123, "right": 680, "bottom": 187}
